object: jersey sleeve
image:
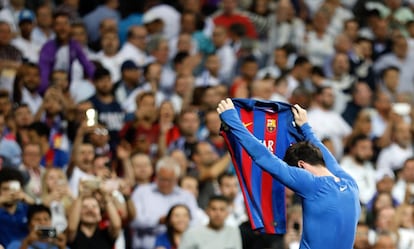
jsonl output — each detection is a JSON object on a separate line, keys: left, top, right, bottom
{"left": 220, "top": 109, "right": 316, "bottom": 197}
{"left": 299, "top": 123, "right": 344, "bottom": 176}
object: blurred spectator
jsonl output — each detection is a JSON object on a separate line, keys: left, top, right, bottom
{"left": 341, "top": 135, "right": 376, "bottom": 205}
{"left": 0, "top": 167, "right": 34, "bottom": 246}
{"left": 67, "top": 189, "right": 121, "bottom": 248}
{"left": 86, "top": 123, "right": 111, "bottom": 158}
{"left": 12, "top": 103, "right": 34, "bottom": 146}
{"left": 0, "top": 0, "right": 25, "bottom": 33}
{"left": 366, "top": 192, "right": 396, "bottom": 229}
{"left": 6, "top": 204, "right": 67, "bottom": 249}
{"left": 179, "top": 11, "right": 214, "bottom": 55}
{"left": 128, "top": 153, "right": 153, "bottom": 189}
{"left": 89, "top": 18, "right": 118, "bottom": 52}
{"left": 95, "top": 30, "right": 122, "bottom": 83}
{"left": 38, "top": 11, "right": 95, "bottom": 94}
{"left": 230, "top": 55, "right": 258, "bottom": 98}
{"left": 258, "top": 46, "right": 290, "bottom": 80}
{"left": 19, "top": 142, "right": 44, "bottom": 201}
{"left": 267, "top": 1, "right": 305, "bottom": 53}
{"left": 119, "top": 91, "right": 159, "bottom": 157}
{"left": 130, "top": 157, "right": 199, "bottom": 249}
{"left": 342, "top": 81, "right": 373, "bottom": 127}
{"left": 88, "top": 67, "right": 124, "bottom": 148}
{"left": 168, "top": 108, "right": 200, "bottom": 160}
{"left": 212, "top": 25, "right": 236, "bottom": 84}
{"left": 158, "top": 101, "right": 181, "bottom": 157}
{"left": 67, "top": 141, "right": 95, "bottom": 196}
{"left": 41, "top": 168, "right": 73, "bottom": 233}
{"left": 114, "top": 60, "right": 142, "bottom": 106}
{"left": 250, "top": 79, "right": 274, "bottom": 100}
{"left": 191, "top": 141, "right": 230, "bottom": 209}
{"left": 55, "top": 0, "right": 81, "bottom": 22}
{"left": 169, "top": 75, "right": 195, "bottom": 113}
{"left": 212, "top": 0, "right": 257, "bottom": 39}
{"left": 218, "top": 172, "right": 246, "bottom": 227}
{"left": 353, "top": 222, "right": 371, "bottom": 249}
{"left": 393, "top": 203, "right": 414, "bottom": 249}
{"left": 301, "top": 10, "right": 334, "bottom": 67}
{"left": 392, "top": 157, "right": 414, "bottom": 204}
{"left": 368, "top": 205, "right": 397, "bottom": 244}
{"left": 376, "top": 121, "right": 413, "bottom": 174}
{"left": 14, "top": 63, "right": 42, "bottom": 115}
{"left": 142, "top": 3, "right": 180, "bottom": 40}
{"left": 83, "top": 0, "right": 120, "bottom": 44}
{"left": 27, "top": 121, "right": 69, "bottom": 169}
{"left": 378, "top": 66, "right": 400, "bottom": 102}
{"left": 195, "top": 53, "right": 220, "bottom": 87}
{"left": 0, "top": 112, "right": 22, "bottom": 167}
{"left": 308, "top": 86, "right": 351, "bottom": 159}
{"left": 0, "top": 21, "right": 23, "bottom": 94}
{"left": 285, "top": 56, "right": 312, "bottom": 99}
{"left": 118, "top": 25, "right": 148, "bottom": 67}
{"left": 31, "top": 4, "right": 55, "bottom": 49}
{"left": 366, "top": 169, "right": 398, "bottom": 214}
{"left": 147, "top": 35, "right": 175, "bottom": 94}
{"left": 12, "top": 10, "right": 40, "bottom": 63}
{"left": 371, "top": 231, "right": 397, "bottom": 249}
{"left": 179, "top": 195, "right": 242, "bottom": 249}
{"left": 178, "top": 175, "right": 209, "bottom": 225}
{"left": 154, "top": 204, "right": 191, "bottom": 249}
{"left": 203, "top": 110, "right": 227, "bottom": 156}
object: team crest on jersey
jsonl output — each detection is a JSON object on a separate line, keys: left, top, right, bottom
{"left": 266, "top": 119, "right": 276, "bottom": 132}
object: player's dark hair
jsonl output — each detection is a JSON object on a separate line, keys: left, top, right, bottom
{"left": 27, "top": 204, "right": 51, "bottom": 223}
{"left": 283, "top": 141, "right": 325, "bottom": 167}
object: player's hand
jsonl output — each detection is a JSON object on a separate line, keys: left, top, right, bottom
{"left": 291, "top": 104, "right": 308, "bottom": 127}
{"left": 217, "top": 98, "right": 235, "bottom": 114}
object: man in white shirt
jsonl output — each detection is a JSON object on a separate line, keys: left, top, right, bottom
{"left": 130, "top": 157, "right": 199, "bottom": 249}
{"left": 308, "top": 86, "right": 352, "bottom": 159}
{"left": 341, "top": 135, "right": 376, "bottom": 205}
{"left": 392, "top": 157, "right": 414, "bottom": 203}
{"left": 211, "top": 25, "right": 236, "bottom": 85}
{"left": 95, "top": 30, "right": 123, "bottom": 83}
{"left": 31, "top": 4, "right": 55, "bottom": 49}
{"left": 376, "top": 121, "right": 413, "bottom": 173}
{"left": 118, "top": 25, "right": 147, "bottom": 67}
{"left": 12, "top": 9, "right": 40, "bottom": 63}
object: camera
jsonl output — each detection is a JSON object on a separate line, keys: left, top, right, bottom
{"left": 83, "top": 178, "right": 101, "bottom": 190}
{"left": 37, "top": 226, "right": 57, "bottom": 239}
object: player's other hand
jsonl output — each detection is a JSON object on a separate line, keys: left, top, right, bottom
{"left": 217, "top": 98, "right": 235, "bottom": 114}
{"left": 292, "top": 104, "right": 308, "bottom": 127}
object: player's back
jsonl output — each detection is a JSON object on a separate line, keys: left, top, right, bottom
{"left": 300, "top": 174, "right": 360, "bottom": 249}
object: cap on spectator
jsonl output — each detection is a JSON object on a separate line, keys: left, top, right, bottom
{"left": 142, "top": 12, "right": 162, "bottom": 24}
{"left": 93, "top": 67, "right": 111, "bottom": 81}
{"left": 121, "top": 60, "right": 139, "bottom": 71}
{"left": 375, "top": 169, "right": 395, "bottom": 183}
{"left": 18, "top": 9, "right": 35, "bottom": 24}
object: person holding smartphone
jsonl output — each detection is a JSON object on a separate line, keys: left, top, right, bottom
{"left": 6, "top": 204, "right": 67, "bottom": 249}
{"left": 0, "top": 167, "right": 35, "bottom": 247}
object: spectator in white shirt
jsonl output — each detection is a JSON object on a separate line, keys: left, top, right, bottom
{"left": 12, "top": 9, "right": 41, "bottom": 63}
{"left": 341, "top": 134, "right": 376, "bottom": 205}
{"left": 118, "top": 25, "right": 148, "bottom": 67}
{"left": 31, "top": 4, "right": 55, "bottom": 49}
{"left": 392, "top": 157, "right": 414, "bottom": 204}
{"left": 95, "top": 30, "right": 123, "bottom": 83}
{"left": 376, "top": 121, "right": 413, "bottom": 173}
{"left": 211, "top": 25, "right": 236, "bottom": 85}
{"left": 18, "top": 62, "right": 42, "bottom": 114}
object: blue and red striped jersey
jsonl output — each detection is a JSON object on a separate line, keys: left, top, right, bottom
{"left": 221, "top": 98, "right": 304, "bottom": 234}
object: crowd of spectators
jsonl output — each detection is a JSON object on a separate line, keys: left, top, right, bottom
{"left": 0, "top": 0, "right": 414, "bottom": 248}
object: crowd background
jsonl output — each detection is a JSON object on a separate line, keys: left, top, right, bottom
{"left": 0, "top": 0, "right": 414, "bottom": 248}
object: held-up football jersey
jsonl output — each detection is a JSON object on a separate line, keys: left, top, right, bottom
{"left": 220, "top": 102, "right": 361, "bottom": 249}
{"left": 221, "top": 98, "right": 304, "bottom": 234}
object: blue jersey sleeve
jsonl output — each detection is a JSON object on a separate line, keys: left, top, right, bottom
{"left": 299, "top": 123, "right": 345, "bottom": 176}
{"left": 221, "top": 109, "right": 317, "bottom": 197}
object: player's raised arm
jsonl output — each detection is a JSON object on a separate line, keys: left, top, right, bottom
{"left": 217, "top": 99, "right": 316, "bottom": 196}
{"left": 291, "top": 104, "right": 341, "bottom": 174}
